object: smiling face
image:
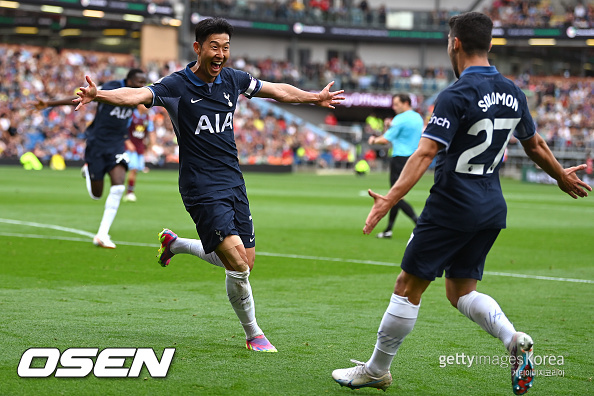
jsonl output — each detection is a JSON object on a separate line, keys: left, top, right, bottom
{"left": 193, "top": 33, "right": 230, "bottom": 83}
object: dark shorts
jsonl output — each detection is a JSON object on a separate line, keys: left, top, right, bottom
{"left": 400, "top": 221, "right": 501, "bottom": 281}
{"left": 389, "top": 156, "right": 409, "bottom": 186}
{"left": 183, "top": 184, "right": 255, "bottom": 254}
{"left": 85, "top": 143, "right": 128, "bottom": 181}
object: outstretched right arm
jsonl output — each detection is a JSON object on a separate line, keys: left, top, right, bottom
{"left": 32, "top": 97, "right": 78, "bottom": 110}
{"left": 74, "top": 75, "right": 153, "bottom": 111}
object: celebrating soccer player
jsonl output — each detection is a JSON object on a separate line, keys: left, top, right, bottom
{"left": 74, "top": 17, "right": 344, "bottom": 352}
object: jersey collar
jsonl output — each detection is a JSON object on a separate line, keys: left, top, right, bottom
{"left": 184, "top": 61, "right": 222, "bottom": 86}
{"left": 460, "top": 65, "right": 498, "bottom": 77}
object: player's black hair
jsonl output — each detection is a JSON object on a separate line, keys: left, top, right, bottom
{"left": 393, "top": 93, "right": 411, "bottom": 105}
{"left": 126, "top": 68, "right": 145, "bottom": 81}
{"left": 449, "top": 12, "right": 493, "bottom": 56}
{"left": 195, "top": 17, "right": 234, "bottom": 44}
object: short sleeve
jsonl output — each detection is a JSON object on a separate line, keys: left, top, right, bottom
{"left": 422, "top": 90, "right": 464, "bottom": 149}
{"left": 147, "top": 76, "right": 174, "bottom": 108}
{"left": 231, "top": 69, "right": 262, "bottom": 99}
{"left": 512, "top": 89, "right": 536, "bottom": 141}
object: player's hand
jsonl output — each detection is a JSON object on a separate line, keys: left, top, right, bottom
{"left": 558, "top": 164, "right": 592, "bottom": 199}
{"left": 363, "top": 189, "right": 393, "bottom": 235}
{"left": 31, "top": 99, "right": 48, "bottom": 110}
{"left": 74, "top": 75, "right": 98, "bottom": 111}
{"left": 317, "top": 81, "right": 345, "bottom": 109}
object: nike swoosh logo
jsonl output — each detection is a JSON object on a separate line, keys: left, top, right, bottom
{"left": 250, "top": 238, "right": 255, "bottom": 242}
{"left": 191, "top": 98, "right": 202, "bottom": 103}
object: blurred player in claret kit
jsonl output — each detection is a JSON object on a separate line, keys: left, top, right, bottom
{"left": 123, "top": 105, "right": 156, "bottom": 203}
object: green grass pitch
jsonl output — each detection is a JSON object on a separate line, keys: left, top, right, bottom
{"left": 0, "top": 165, "right": 592, "bottom": 395}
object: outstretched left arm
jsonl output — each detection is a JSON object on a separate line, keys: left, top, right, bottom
{"left": 256, "top": 81, "right": 345, "bottom": 109}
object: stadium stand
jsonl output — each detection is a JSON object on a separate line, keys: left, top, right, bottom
{"left": 0, "top": 44, "right": 353, "bottom": 168}
{"left": 194, "top": 0, "right": 594, "bottom": 29}
{"left": 1, "top": 1, "right": 593, "bottom": 172}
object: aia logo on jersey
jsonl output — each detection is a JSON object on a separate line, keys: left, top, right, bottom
{"left": 110, "top": 107, "right": 133, "bottom": 120}
{"left": 429, "top": 114, "right": 451, "bottom": 129}
{"left": 194, "top": 112, "right": 233, "bottom": 134}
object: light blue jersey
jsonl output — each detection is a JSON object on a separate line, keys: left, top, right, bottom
{"left": 384, "top": 110, "right": 424, "bottom": 157}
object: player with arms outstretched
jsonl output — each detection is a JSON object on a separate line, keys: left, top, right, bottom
{"left": 332, "top": 12, "right": 590, "bottom": 394}
{"left": 74, "top": 17, "right": 344, "bottom": 352}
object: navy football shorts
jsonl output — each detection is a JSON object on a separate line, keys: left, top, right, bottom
{"left": 85, "top": 143, "right": 128, "bottom": 181}
{"left": 400, "top": 221, "right": 501, "bottom": 281}
{"left": 183, "top": 184, "right": 255, "bottom": 254}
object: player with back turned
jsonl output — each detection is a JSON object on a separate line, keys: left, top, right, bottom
{"left": 73, "top": 17, "right": 344, "bottom": 353}
{"left": 332, "top": 11, "right": 591, "bottom": 394}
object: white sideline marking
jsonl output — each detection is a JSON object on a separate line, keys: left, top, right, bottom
{"left": 0, "top": 232, "right": 156, "bottom": 247}
{"left": 0, "top": 218, "right": 95, "bottom": 238}
{"left": 0, "top": 219, "right": 592, "bottom": 285}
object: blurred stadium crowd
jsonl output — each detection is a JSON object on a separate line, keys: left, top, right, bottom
{"left": 0, "top": 44, "right": 354, "bottom": 168}
{"left": 197, "top": 0, "right": 594, "bottom": 29}
{"left": 1, "top": 36, "right": 593, "bottom": 169}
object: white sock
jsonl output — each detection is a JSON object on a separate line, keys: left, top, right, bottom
{"left": 97, "top": 185, "right": 124, "bottom": 236}
{"left": 366, "top": 294, "right": 419, "bottom": 376}
{"left": 457, "top": 290, "right": 516, "bottom": 349}
{"left": 225, "top": 270, "right": 263, "bottom": 339}
{"left": 170, "top": 237, "right": 224, "bottom": 267}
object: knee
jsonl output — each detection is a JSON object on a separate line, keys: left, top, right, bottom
{"left": 394, "top": 272, "right": 425, "bottom": 305}
{"left": 91, "top": 186, "right": 103, "bottom": 198}
{"left": 446, "top": 293, "right": 459, "bottom": 308}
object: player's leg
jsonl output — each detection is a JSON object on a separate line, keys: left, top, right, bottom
{"left": 377, "top": 205, "right": 398, "bottom": 238}
{"left": 82, "top": 146, "right": 104, "bottom": 199}
{"left": 394, "top": 199, "right": 418, "bottom": 224}
{"left": 219, "top": 241, "right": 275, "bottom": 352}
{"left": 367, "top": 270, "right": 428, "bottom": 374}
{"left": 214, "top": 235, "right": 274, "bottom": 352}
{"left": 157, "top": 229, "right": 224, "bottom": 267}
{"left": 218, "top": 186, "right": 275, "bottom": 351}
{"left": 94, "top": 162, "right": 126, "bottom": 249}
{"left": 158, "top": 186, "right": 274, "bottom": 351}
{"left": 123, "top": 151, "right": 139, "bottom": 202}
{"left": 332, "top": 270, "right": 428, "bottom": 390}
{"left": 334, "top": 224, "right": 447, "bottom": 390}
{"left": 392, "top": 157, "right": 418, "bottom": 225}
{"left": 156, "top": 190, "right": 226, "bottom": 267}
{"left": 377, "top": 164, "right": 399, "bottom": 238}
{"left": 445, "top": 229, "right": 534, "bottom": 395}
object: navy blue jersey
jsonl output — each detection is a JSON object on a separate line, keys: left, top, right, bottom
{"left": 147, "top": 62, "right": 262, "bottom": 199}
{"left": 421, "top": 66, "right": 535, "bottom": 232}
{"left": 85, "top": 79, "right": 136, "bottom": 148}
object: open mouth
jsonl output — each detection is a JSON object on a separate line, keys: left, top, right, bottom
{"left": 211, "top": 61, "right": 222, "bottom": 73}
